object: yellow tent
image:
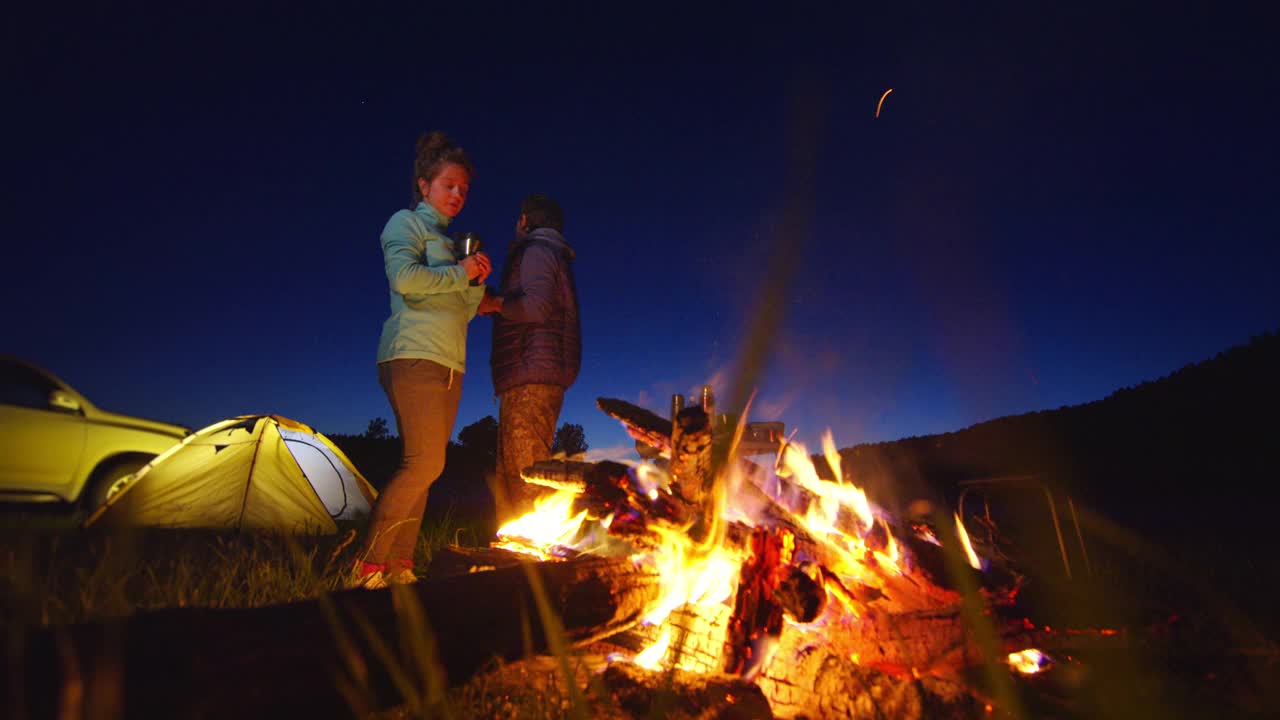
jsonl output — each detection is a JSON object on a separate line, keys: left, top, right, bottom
{"left": 85, "top": 415, "right": 377, "bottom": 533}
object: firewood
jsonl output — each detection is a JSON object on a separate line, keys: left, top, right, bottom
{"left": 600, "top": 661, "right": 775, "bottom": 719}
{"left": 716, "top": 477, "right": 907, "bottom": 607}
{"left": 519, "top": 459, "right": 634, "bottom": 507}
{"left": 728, "top": 464, "right": 1021, "bottom": 602}
{"left": 502, "top": 400, "right": 1024, "bottom": 715}
{"left": 775, "top": 565, "right": 826, "bottom": 623}
{"left": 669, "top": 407, "right": 713, "bottom": 505}
{"left": 724, "top": 528, "right": 790, "bottom": 676}
{"left": 612, "top": 584, "right": 1035, "bottom": 715}
{"left": 756, "top": 643, "right": 979, "bottom": 720}
{"left": 424, "top": 544, "right": 539, "bottom": 577}
{"left": 596, "top": 397, "right": 672, "bottom": 453}
{"left": 510, "top": 452, "right": 980, "bottom": 619}
{"left": 519, "top": 458, "right": 596, "bottom": 493}
{"left": 516, "top": 458, "right": 694, "bottom": 547}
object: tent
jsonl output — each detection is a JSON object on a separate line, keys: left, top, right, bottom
{"left": 85, "top": 415, "right": 377, "bottom": 533}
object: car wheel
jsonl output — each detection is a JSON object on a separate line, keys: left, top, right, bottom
{"left": 81, "top": 456, "right": 151, "bottom": 512}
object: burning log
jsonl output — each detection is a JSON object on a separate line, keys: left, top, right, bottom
{"left": 614, "top": 596, "right": 1026, "bottom": 719}
{"left": 722, "top": 474, "right": 934, "bottom": 607}
{"left": 5, "top": 556, "right": 660, "bottom": 720}
{"left": 519, "top": 459, "right": 692, "bottom": 547}
{"left": 519, "top": 458, "right": 596, "bottom": 493}
{"left": 600, "top": 662, "right": 775, "bottom": 719}
{"left": 425, "top": 543, "right": 547, "bottom": 577}
{"left": 513, "top": 452, "right": 980, "bottom": 631}
{"left": 596, "top": 397, "right": 672, "bottom": 454}
{"left": 669, "top": 405, "right": 714, "bottom": 505}
{"left": 724, "top": 527, "right": 821, "bottom": 677}
{"left": 732, "top": 458, "right": 1020, "bottom": 602}
{"left": 755, "top": 646, "right": 978, "bottom": 720}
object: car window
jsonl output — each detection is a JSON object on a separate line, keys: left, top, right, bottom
{"left": 0, "top": 359, "right": 59, "bottom": 410}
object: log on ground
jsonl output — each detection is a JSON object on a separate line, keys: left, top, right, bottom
{"left": 756, "top": 643, "right": 978, "bottom": 720}
{"left": 601, "top": 661, "right": 775, "bottom": 720}
{"left": 6, "top": 556, "right": 660, "bottom": 720}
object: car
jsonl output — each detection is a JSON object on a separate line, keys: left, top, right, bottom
{"left": 0, "top": 355, "right": 190, "bottom": 510}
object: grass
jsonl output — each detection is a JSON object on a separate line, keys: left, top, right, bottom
{"left": 0, "top": 504, "right": 475, "bottom": 718}
{"left": 0, "top": 504, "right": 469, "bottom": 630}
{"left": 0, "top": 502, "right": 643, "bottom": 719}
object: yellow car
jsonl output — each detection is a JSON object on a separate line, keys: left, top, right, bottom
{"left": 0, "top": 355, "right": 189, "bottom": 509}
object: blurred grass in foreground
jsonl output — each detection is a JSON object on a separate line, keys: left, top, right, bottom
{"left": 0, "top": 504, "right": 630, "bottom": 719}
{"left": 0, "top": 504, "right": 469, "bottom": 628}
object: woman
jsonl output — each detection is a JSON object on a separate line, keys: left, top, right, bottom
{"left": 351, "top": 131, "right": 491, "bottom": 589}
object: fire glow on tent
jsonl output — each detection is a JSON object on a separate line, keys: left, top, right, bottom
{"left": 84, "top": 415, "right": 376, "bottom": 533}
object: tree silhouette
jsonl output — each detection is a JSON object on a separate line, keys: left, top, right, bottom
{"left": 552, "top": 422, "right": 589, "bottom": 457}
{"left": 363, "top": 417, "right": 390, "bottom": 440}
{"left": 456, "top": 415, "right": 498, "bottom": 468}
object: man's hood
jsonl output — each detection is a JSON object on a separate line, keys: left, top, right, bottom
{"left": 524, "top": 227, "right": 574, "bottom": 259}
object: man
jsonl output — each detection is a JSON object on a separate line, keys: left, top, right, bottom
{"left": 479, "top": 193, "right": 581, "bottom": 522}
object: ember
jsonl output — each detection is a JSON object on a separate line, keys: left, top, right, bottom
{"left": 1007, "top": 648, "right": 1052, "bottom": 675}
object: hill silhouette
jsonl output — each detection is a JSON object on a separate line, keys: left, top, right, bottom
{"left": 830, "top": 329, "right": 1279, "bottom": 559}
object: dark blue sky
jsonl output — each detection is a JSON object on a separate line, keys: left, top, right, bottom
{"left": 5, "top": 3, "right": 1278, "bottom": 459}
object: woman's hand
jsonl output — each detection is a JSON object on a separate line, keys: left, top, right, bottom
{"left": 460, "top": 252, "right": 492, "bottom": 283}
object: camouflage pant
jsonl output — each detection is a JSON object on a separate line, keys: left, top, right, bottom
{"left": 496, "top": 383, "right": 565, "bottom": 522}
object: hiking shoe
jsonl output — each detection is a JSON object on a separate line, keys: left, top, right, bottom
{"left": 352, "top": 570, "right": 389, "bottom": 589}
{"left": 347, "top": 560, "right": 389, "bottom": 590}
{"left": 388, "top": 568, "right": 419, "bottom": 585}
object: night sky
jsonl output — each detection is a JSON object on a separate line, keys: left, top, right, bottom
{"left": 6, "top": 4, "right": 1278, "bottom": 460}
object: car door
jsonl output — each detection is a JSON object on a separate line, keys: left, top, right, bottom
{"left": 0, "top": 359, "right": 87, "bottom": 498}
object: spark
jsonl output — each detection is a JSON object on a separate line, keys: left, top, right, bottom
{"left": 875, "top": 88, "right": 894, "bottom": 119}
{"left": 954, "top": 511, "right": 983, "bottom": 570}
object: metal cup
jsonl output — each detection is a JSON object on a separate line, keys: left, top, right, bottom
{"left": 455, "top": 231, "right": 482, "bottom": 258}
{"left": 454, "top": 232, "right": 484, "bottom": 285}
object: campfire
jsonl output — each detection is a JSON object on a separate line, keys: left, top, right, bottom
{"left": 467, "top": 390, "right": 1068, "bottom": 718}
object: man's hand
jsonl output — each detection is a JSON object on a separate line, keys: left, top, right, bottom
{"left": 477, "top": 293, "right": 503, "bottom": 316}
{"left": 460, "top": 252, "right": 492, "bottom": 283}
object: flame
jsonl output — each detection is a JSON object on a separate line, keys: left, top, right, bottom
{"left": 821, "top": 431, "right": 874, "bottom": 533}
{"left": 640, "top": 522, "right": 744, "bottom": 626}
{"left": 634, "top": 627, "right": 671, "bottom": 670}
{"left": 1007, "top": 648, "right": 1051, "bottom": 674}
{"left": 494, "top": 490, "right": 587, "bottom": 560}
{"left": 819, "top": 570, "right": 863, "bottom": 619}
{"left": 773, "top": 439, "right": 894, "bottom": 586}
{"left": 871, "top": 518, "right": 901, "bottom": 572}
{"left": 954, "top": 512, "right": 983, "bottom": 570}
{"left": 781, "top": 438, "right": 874, "bottom": 538}
{"left": 634, "top": 462, "right": 668, "bottom": 497}
{"left": 634, "top": 625, "right": 675, "bottom": 671}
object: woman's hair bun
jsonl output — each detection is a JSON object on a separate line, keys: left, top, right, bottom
{"left": 415, "top": 131, "right": 452, "bottom": 162}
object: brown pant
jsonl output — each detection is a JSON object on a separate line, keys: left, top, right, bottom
{"left": 361, "top": 359, "right": 462, "bottom": 565}
{"left": 495, "top": 383, "right": 565, "bottom": 522}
